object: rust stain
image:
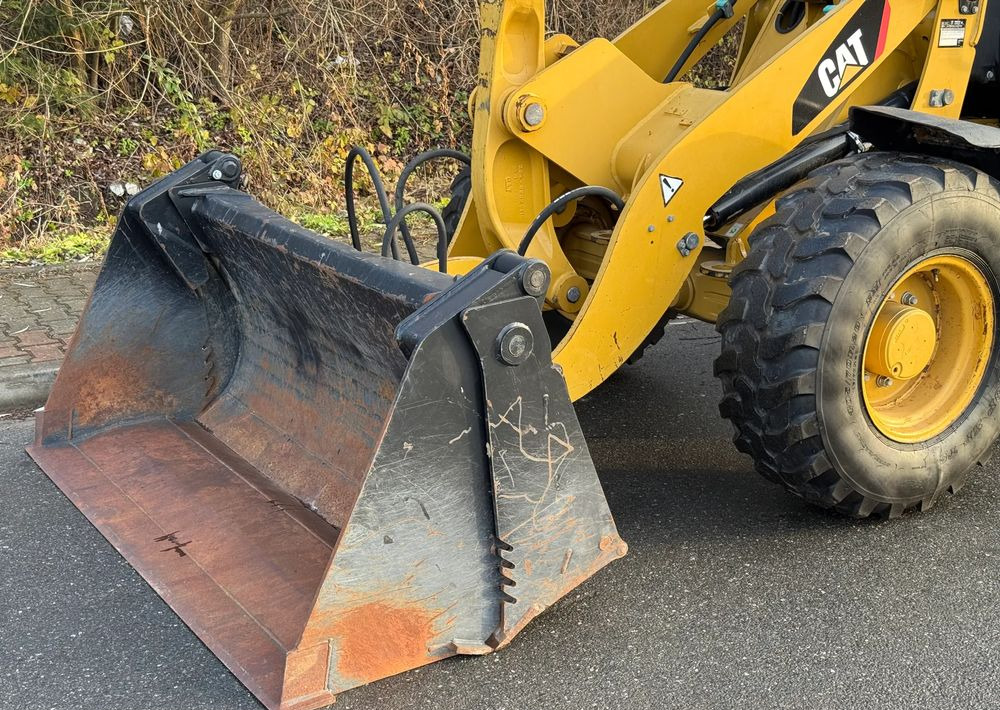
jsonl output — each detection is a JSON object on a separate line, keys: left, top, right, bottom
{"left": 281, "top": 644, "right": 332, "bottom": 708}
{"left": 330, "top": 602, "right": 435, "bottom": 684}
{"left": 50, "top": 351, "right": 179, "bottom": 428}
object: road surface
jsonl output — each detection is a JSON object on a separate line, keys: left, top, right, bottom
{"left": 2, "top": 318, "right": 997, "bottom": 710}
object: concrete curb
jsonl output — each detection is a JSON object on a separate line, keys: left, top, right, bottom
{"left": 0, "top": 362, "right": 58, "bottom": 412}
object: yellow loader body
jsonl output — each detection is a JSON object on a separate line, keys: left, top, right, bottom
{"left": 27, "top": 1, "right": 1000, "bottom": 708}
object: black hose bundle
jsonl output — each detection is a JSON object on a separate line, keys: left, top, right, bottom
{"left": 346, "top": 145, "right": 624, "bottom": 277}
{"left": 345, "top": 146, "right": 471, "bottom": 274}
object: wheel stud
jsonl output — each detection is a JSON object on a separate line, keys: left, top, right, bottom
{"left": 876, "top": 375, "right": 894, "bottom": 388}
{"left": 901, "top": 292, "right": 919, "bottom": 306}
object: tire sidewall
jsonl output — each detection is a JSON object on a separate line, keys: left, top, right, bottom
{"left": 817, "top": 189, "right": 1000, "bottom": 503}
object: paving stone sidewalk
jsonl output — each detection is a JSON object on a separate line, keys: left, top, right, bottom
{"left": 0, "top": 262, "right": 100, "bottom": 412}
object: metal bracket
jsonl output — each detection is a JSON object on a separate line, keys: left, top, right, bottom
{"left": 122, "top": 151, "right": 242, "bottom": 290}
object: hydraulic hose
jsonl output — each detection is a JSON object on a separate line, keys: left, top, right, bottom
{"left": 516, "top": 186, "right": 625, "bottom": 257}
{"left": 345, "top": 146, "right": 409, "bottom": 261}
{"left": 382, "top": 203, "right": 450, "bottom": 275}
{"left": 664, "top": 1, "right": 736, "bottom": 84}
{"left": 394, "top": 149, "right": 471, "bottom": 253}
{"left": 344, "top": 145, "right": 470, "bottom": 273}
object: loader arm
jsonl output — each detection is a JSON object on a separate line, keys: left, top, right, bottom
{"left": 26, "top": 1, "right": 1000, "bottom": 707}
{"left": 450, "top": 0, "right": 990, "bottom": 400}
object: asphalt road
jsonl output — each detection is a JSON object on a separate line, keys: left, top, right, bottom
{"left": 2, "top": 317, "right": 999, "bottom": 710}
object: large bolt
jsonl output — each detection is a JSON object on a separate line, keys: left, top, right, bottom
{"left": 566, "top": 286, "right": 582, "bottom": 304}
{"left": 523, "top": 102, "right": 546, "bottom": 128}
{"left": 497, "top": 323, "right": 534, "bottom": 366}
{"left": 211, "top": 156, "right": 241, "bottom": 181}
{"left": 521, "top": 262, "right": 550, "bottom": 297}
{"left": 677, "top": 232, "right": 700, "bottom": 257}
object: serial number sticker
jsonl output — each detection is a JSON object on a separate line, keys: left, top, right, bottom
{"left": 939, "top": 19, "right": 967, "bottom": 48}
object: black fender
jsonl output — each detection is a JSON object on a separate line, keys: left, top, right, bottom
{"left": 850, "top": 105, "right": 1000, "bottom": 179}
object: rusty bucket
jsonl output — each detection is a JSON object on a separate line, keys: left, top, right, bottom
{"left": 26, "top": 153, "right": 626, "bottom": 710}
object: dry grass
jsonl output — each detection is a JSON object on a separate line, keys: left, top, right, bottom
{"left": 0, "top": 1, "right": 736, "bottom": 260}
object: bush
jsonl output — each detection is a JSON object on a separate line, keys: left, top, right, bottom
{"left": 0, "top": 1, "right": 736, "bottom": 262}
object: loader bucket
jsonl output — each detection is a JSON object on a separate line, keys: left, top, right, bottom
{"left": 26, "top": 152, "right": 626, "bottom": 710}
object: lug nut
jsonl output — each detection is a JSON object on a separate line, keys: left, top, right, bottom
{"left": 876, "top": 375, "right": 894, "bottom": 388}
{"left": 901, "top": 292, "right": 918, "bottom": 306}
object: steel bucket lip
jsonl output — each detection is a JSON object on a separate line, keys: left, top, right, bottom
{"left": 195, "top": 190, "right": 453, "bottom": 306}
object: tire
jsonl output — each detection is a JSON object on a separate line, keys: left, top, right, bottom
{"left": 441, "top": 166, "right": 471, "bottom": 242}
{"left": 716, "top": 152, "right": 1000, "bottom": 518}
{"left": 626, "top": 309, "right": 678, "bottom": 365}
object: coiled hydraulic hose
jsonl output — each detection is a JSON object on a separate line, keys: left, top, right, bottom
{"left": 345, "top": 146, "right": 470, "bottom": 274}
{"left": 383, "top": 202, "right": 450, "bottom": 275}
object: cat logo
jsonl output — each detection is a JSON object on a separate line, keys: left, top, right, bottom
{"left": 818, "top": 29, "right": 870, "bottom": 98}
{"left": 792, "top": 0, "right": 891, "bottom": 135}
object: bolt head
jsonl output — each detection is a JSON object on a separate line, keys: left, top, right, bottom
{"left": 901, "top": 292, "right": 918, "bottom": 306}
{"left": 211, "top": 169, "right": 223, "bottom": 180}
{"left": 876, "top": 375, "right": 894, "bottom": 388}
{"left": 497, "top": 323, "right": 534, "bottom": 366}
{"left": 566, "top": 286, "right": 582, "bottom": 304}
{"left": 523, "top": 102, "right": 546, "bottom": 128}
{"left": 685, "top": 232, "right": 700, "bottom": 250}
{"left": 522, "top": 263, "right": 549, "bottom": 297}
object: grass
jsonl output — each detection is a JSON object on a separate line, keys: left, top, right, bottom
{"left": 0, "top": 207, "right": 443, "bottom": 266}
{"left": 0, "top": 228, "right": 111, "bottom": 265}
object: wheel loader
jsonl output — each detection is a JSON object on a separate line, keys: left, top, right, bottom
{"left": 26, "top": 0, "right": 1000, "bottom": 707}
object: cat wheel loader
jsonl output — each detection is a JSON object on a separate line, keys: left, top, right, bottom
{"left": 27, "top": 0, "right": 1000, "bottom": 707}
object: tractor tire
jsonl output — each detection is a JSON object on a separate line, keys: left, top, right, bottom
{"left": 626, "top": 309, "right": 678, "bottom": 365}
{"left": 441, "top": 166, "right": 471, "bottom": 242}
{"left": 716, "top": 152, "right": 1000, "bottom": 518}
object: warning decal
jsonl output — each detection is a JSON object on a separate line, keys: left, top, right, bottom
{"left": 660, "top": 174, "right": 683, "bottom": 207}
{"left": 939, "top": 19, "right": 967, "bottom": 48}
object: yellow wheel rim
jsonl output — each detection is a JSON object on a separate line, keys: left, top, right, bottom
{"left": 862, "top": 254, "right": 995, "bottom": 444}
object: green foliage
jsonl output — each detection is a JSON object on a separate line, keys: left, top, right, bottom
{"left": 1, "top": 229, "right": 111, "bottom": 265}
{"left": 1, "top": 1, "right": 735, "bottom": 262}
{"left": 293, "top": 212, "right": 353, "bottom": 238}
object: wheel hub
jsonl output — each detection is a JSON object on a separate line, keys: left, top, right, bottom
{"left": 863, "top": 302, "right": 936, "bottom": 380}
{"left": 862, "top": 254, "right": 995, "bottom": 443}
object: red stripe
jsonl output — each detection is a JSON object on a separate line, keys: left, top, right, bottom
{"left": 875, "top": 1, "right": 891, "bottom": 59}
